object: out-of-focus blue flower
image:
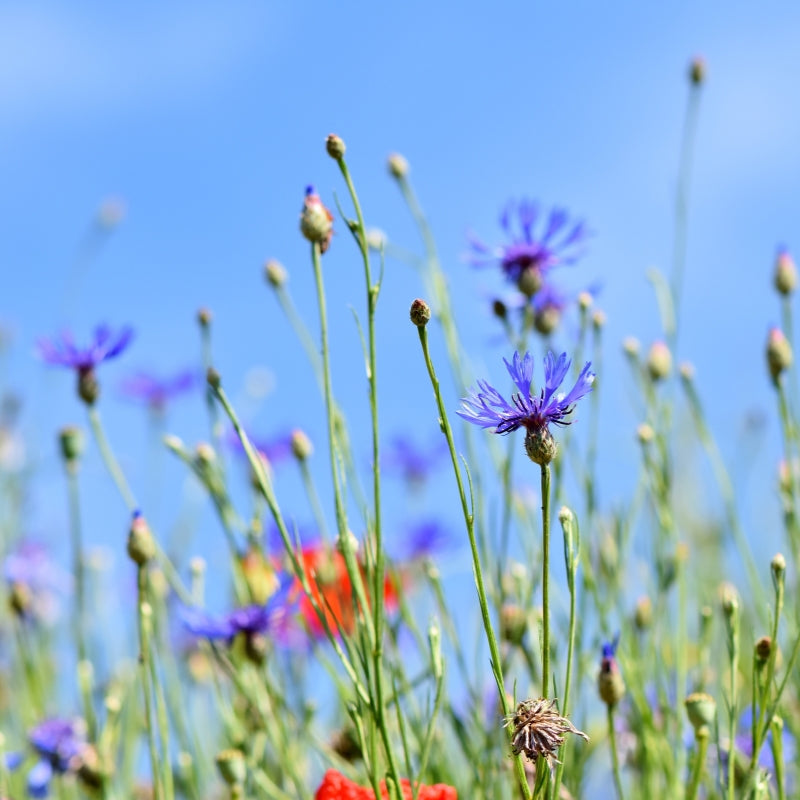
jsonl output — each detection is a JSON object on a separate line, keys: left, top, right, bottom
{"left": 4, "top": 541, "right": 71, "bottom": 623}
{"left": 457, "top": 351, "right": 595, "bottom": 436}
{"left": 119, "top": 369, "right": 197, "bottom": 411}
{"left": 36, "top": 325, "right": 134, "bottom": 371}
{"left": 382, "top": 434, "right": 446, "bottom": 485}
{"left": 181, "top": 580, "right": 296, "bottom": 646}
{"left": 401, "top": 520, "right": 454, "bottom": 561}
{"left": 227, "top": 429, "right": 293, "bottom": 467}
{"left": 5, "top": 718, "right": 90, "bottom": 798}
{"left": 468, "top": 200, "right": 588, "bottom": 290}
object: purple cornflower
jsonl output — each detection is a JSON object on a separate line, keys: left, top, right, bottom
{"left": 4, "top": 541, "right": 71, "bottom": 623}
{"left": 457, "top": 350, "right": 595, "bottom": 464}
{"left": 181, "top": 580, "right": 297, "bottom": 654}
{"left": 5, "top": 718, "right": 91, "bottom": 798}
{"left": 36, "top": 325, "right": 134, "bottom": 405}
{"left": 119, "top": 369, "right": 197, "bottom": 411}
{"left": 468, "top": 199, "right": 589, "bottom": 296}
{"left": 400, "top": 520, "right": 454, "bottom": 561}
{"left": 382, "top": 434, "right": 446, "bottom": 485}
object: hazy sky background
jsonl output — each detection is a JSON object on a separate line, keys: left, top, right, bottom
{"left": 2, "top": 2, "right": 799, "bottom": 615}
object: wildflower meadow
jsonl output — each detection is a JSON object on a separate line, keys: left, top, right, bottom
{"left": 3, "top": 5, "right": 800, "bottom": 799}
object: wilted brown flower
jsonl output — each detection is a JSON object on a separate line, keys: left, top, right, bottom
{"left": 506, "top": 697, "right": 588, "bottom": 765}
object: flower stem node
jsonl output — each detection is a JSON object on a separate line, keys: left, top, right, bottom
{"left": 325, "top": 134, "right": 346, "bottom": 160}
{"left": 684, "top": 692, "right": 716, "bottom": 737}
{"left": 774, "top": 249, "right": 798, "bottom": 295}
{"left": 506, "top": 697, "right": 589, "bottom": 766}
{"left": 264, "top": 259, "right": 288, "bottom": 288}
{"left": 215, "top": 748, "right": 246, "bottom": 787}
{"left": 524, "top": 427, "right": 558, "bottom": 465}
{"left": 300, "top": 186, "right": 334, "bottom": 253}
{"left": 767, "top": 327, "right": 792, "bottom": 383}
{"left": 410, "top": 298, "right": 432, "bottom": 327}
{"left": 646, "top": 341, "right": 673, "bottom": 381}
{"left": 387, "top": 152, "right": 409, "bottom": 179}
{"left": 59, "top": 425, "right": 85, "bottom": 466}
{"left": 290, "top": 429, "right": 313, "bottom": 460}
{"left": 127, "top": 511, "right": 156, "bottom": 566}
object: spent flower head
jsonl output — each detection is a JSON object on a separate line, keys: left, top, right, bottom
{"left": 457, "top": 350, "right": 594, "bottom": 464}
{"left": 506, "top": 697, "right": 589, "bottom": 766}
{"left": 468, "top": 199, "right": 589, "bottom": 296}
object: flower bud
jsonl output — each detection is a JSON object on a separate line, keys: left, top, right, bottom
{"left": 325, "top": 134, "right": 346, "bottom": 160}
{"left": 299, "top": 186, "right": 334, "bottom": 253}
{"left": 290, "top": 429, "right": 313, "bottom": 460}
{"left": 206, "top": 367, "right": 221, "bottom": 391}
{"left": 77, "top": 367, "right": 100, "bottom": 405}
{"left": 634, "top": 596, "right": 652, "bottom": 630}
{"left": 646, "top": 341, "right": 672, "bottom": 381}
{"left": 679, "top": 362, "right": 695, "bottom": 380}
{"left": 766, "top": 327, "right": 792, "bottom": 383}
{"left": 534, "top": 306, "right": 561, "bottom": 336}
{"left": 755, "top": 636, "right": 772, "bottom": 665}
{"left": 517, "top": 266, "right": 543, "bottom": 298}
{"left": 622, "top": 336, "right": 640, "bottom": 357}
{"left": 500, "top": 604, "right": 528, "bottom": 646}
{"left": 597, "top": 656, "right": 626, "bottom": 707}
{"left": 685, "top": 692, "right": 716, "bottom": 736}
{"left": 264, "top": 259, "right": 287, "bottom": 288}
{"left": 592, "top": 310, "right": 606, "bottom": 330}
{"left": 59, "top": 425, "right": 85, "bottom": 466}
{"left": 216, "top": 749, "right": 246, "bottom": 786}
{"left": 387, "top": 153, "right": 409, "bottom": 179}
{"left": 524, "top": 427, "right": 558, "bottom": 465}
{"left": 366, "top": 228, "right": 387, "bottom": 251}
{"left": 636, "top": 423, "right": 654, "bottom": 444}
{"left": 492, "top": 299, "right": 508, "bottom": 321}
{"left": 197, "top": 307, "right": 213, "bottom": 328}
{"left": 719, "top": 583, "right": 739, "bottom": 618}
{"left": 774, "top": 249, "right": 797, "bottom": 296}
{"left": 409, "top": 298, "right": 431, "bottom": 328}
{"left": 771, "top": 552, "right": 786, "bottom": 583}
{"left": 578, "top": 291, "right": 593, "bottom": 311}
{"left": 689, "top": 56, "right": 706, "bottom": 86}
{"left": 336, "top": 529, "right": 359, "bottom": 556}
{"left": 127, "top": 511, "right": 156, "bottom": 566}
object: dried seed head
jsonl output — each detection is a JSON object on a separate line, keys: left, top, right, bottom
{"left": 505, "top": 698, "right": 588, "bottom": 766}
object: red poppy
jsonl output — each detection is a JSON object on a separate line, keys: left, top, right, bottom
{"left": 293, "top": 545, "right": 399, "bottom": 638}
{"left": 315, "top": 769, "right": 457, "bottom": 800}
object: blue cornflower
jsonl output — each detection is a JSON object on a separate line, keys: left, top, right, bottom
{"left": 597, "top": 635, "right": 625, "bottom": 706}
{"left": 383, "top": 434, "right": 446, "bottom": 485}
{"left": 5, "top": 718, "right": 92, "bottom": 798}
{"left": 468, "top": 199, "right": 589, "bottom": 296}
{"left": 457, "top": 350, "right": 595, "bottom": 464}
{"left": 119, "top": 368, "right": 197, "bottom": 411}
{"left": 37, "top": 325, "right": 134, "bottom": 405}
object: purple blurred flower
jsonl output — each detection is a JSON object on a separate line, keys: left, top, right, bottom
{"left": 119, "top": 369, "right": 197, "bottom": 411}
{"left": 382, "top": 434, "right": 446, "bottom": 484}
{"left": 458, "top": 351, "right": 595, "bottom": 436}
{"left": 181, "top": 580, "right": 296, "bottom": 647}
{"left": 5, "top": 718, "right": 89, "bottom": 798}
{"left": 4, "top": 542, "right": 71, "bottom": 623}
{"left": 468, "top": 199, "right": 589, "bottom": 291}
{"left": 400, "top": 520, "right": 454, "bottom": 561}
{"left": 36, "top": 325, "right": 133, "bottom": 371}
{"left": 227, "top": 429, "right": 293, "bottom": 467}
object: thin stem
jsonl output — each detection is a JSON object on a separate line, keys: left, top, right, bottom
{"left": 415, "top": 325, "right": 532, "bottom": 800}
{"left": 686, "top": 733, "right": 709, "bottom": 800}
{"left": 607, "top": 705, "right": 626, "bottom": 800}
{"left": 541, "top": 463, "right": 551, "bottom": 697}
{"left": 87, "top": 406, "right": 137, "bottom": 511}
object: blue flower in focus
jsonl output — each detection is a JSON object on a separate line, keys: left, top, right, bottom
{"left": 5, "top": 718, "right": 91, "bottom": 798}
{"left": 119, "top": 368, "right": 197, "bottom": 411}
{"left": 458, "top": 351, "right": 594, "bottom": 464}
{"left": 468, "top": 200, "right": 589, "bottom": 295}
{"left": 36, "top": 325, "right": 134, "bottom": 371}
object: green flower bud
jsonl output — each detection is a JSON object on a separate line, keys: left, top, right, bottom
{"left": 766, "top": 327, "right": 792, "bottom": 383}
{"left": 325, "top": 133, "right": 346, "bottom": 160}
{"left": 264, "top": 259, "right": 287, "bottom": 288}
{"left": 290, "top": 429, "right": 313, "bottom": 460}
{"left": 127, "top": 512, "right": 156, "bottom": 566}
{"left": 689, "top": 56, "right": 706, "bottom": 86}
{"left": 387, "top": 152, "right": 409, "bottom": 179}
{"left": 59, "top": 425, "right": 85, "bottom": 465}
{"left": 647, "top": 341, "right": 672, "bottom": 381}
{"left": 774, "top": 250, "right": 797, "bottom": 296}
{"left": 685, "top": 692, "right": 716, "bottom": 736}
{"left": 500, "top": 604, "right": 528, "bottom": 646}
{"left": 216, "top": 749, "right": 246, "bottom": 786}
{"left": 409, "top": 298, "right": 431, "bottom": 327}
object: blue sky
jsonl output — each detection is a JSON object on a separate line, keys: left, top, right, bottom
{"left": 2, "top": 2, "right": 800, "bottom": 602}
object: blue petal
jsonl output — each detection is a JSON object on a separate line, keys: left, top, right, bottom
{"left": 27, "top": 759, "right": 53, "bottom": 798}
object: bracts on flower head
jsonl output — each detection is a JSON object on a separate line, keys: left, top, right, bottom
{"left": 506, "top": 698, "right": 588, "bottom": 766}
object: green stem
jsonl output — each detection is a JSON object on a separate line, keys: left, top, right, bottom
{"left": 136, "top": 566, "right": 163, "bottom": 800}
{"left": 686, "top": 733, "right": 709, "bottom": 800}
{"left": 88, "top": 406, "right": 137, "bottom": 511}
{"left": 608, "top": 705, "right": 626, "bottom": 800}
{"left": 415, "top": 325, "right": 532, "bottom": 800}
{"left": 541, "top": 463, "right": 551, "bottom": 697}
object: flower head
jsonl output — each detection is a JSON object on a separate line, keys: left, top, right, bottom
{"left": 6, "top": 718, "right": 97, "bottom": 798}
{"left": 506, "top": 697, "right": 588, "bottom": 766}
{"left": 468, "top": 200, "right": 588, "bottom": 295}
{"left": 314, "top": 769, "right": 457, "bottom": 800}
{"left": 37, "top": 325, "right": 134, "bottom": 404}
{"left": 457, "top": 351, "right": 594, "bottom": 464}
{"left": 119, "top": 369, "right": 197, "bottom": 411}
{"left": 300, "top": 185, "right": 334, "bottom": 253}
{"left": 597, "top": 635, "right": 625, "bottom": 707}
